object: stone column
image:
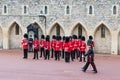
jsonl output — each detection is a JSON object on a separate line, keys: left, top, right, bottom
{"left": 3, "top": 29, "right": 9, "bottom": 49}
{"left": 111, "top": 31, "right": 118, "bottom": 55}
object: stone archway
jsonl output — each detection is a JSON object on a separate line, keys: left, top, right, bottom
{"left": 27, "top": 22, "right": 43, "bottom": 40}
{"left": 50, "top": 23, "right": 65, "bottom": 36}
{"left": 9, "top": 22, "right": 23, "bottom": 49}
{"left": 72, "top": 23, "right": 87, "bottom": 38}
{"left": 0, "top": 27, "right": 3, "bottom": 49}
{"left": 94, "top": 24, "right": 111, "bottom": 54}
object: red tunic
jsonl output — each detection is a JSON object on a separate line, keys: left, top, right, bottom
{"left": 40, "top": 39, "right": 46, "bottom": 48}
{"left": 69, "top": 41, "right": 73, "bottom": 52}
{"left": 63, "top": 42, "right": 70, "bottom": 53}
{"left": 71, "top": 40, "right": 74, "bottom": 51}
{"left": 78, "top": 39, "right": 82, "bottom": 49}
{"left": 73, "top": 39, "right": 79, "bottom": 50}
{"left": 60, "top": 40, "right": 63, "bottom": 50}
{"left": 33, "top": 39, "right": 39, "bottom": 50}
{"left": 45, "top": 41, "right": 50, "bottom": 50}
{"left": 51, "top": 39, "right": 56, "bottom": 50}
{"left": 55, "top": 41, "right": 61, "bottom": 51}
{"left": 80, "top": 41, "right": 86, "bottom": 52}
{"left": 21, "top": 39, "right": 28, "bottom": 49}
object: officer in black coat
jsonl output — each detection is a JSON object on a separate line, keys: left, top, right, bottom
{"left": 87, "top": 35, "right": 93, "bottom": 46}
{"left": 82, "top": 45, "right": 97, "bottom": 73}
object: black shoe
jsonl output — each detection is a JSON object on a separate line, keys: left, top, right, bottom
{"left": 92, "top": 70, "right": 97, "bottom": 73}
{"left": 82, "top": 69, "right": 86, "bottom": 72}
{"left": 33, "top": 58, "right": 35, "bottom": 59}
{"left": 79, "top": 60, "right": 82, "bottom": 62}
{"left": 23, "top": 57, "right": 27, "bottom": 59}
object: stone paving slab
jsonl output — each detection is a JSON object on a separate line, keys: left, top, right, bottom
{"left": 0, "top": 50, "right": 120, "bottom": 80}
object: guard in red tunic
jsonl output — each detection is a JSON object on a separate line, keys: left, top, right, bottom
{"left": 80, "top": 36, "right": 86, "bottom": 62}
{"left": 33, "top": 36, "right": 39, "bottom": 60}
{"left": 51, "top": 35, "right": 56, "bottom": 58}
{"left": 63, "top": 36, "right": 71, "bottom": 62}
{"left": 45, "top": 35, "right": 50, "bottom": 60}
{"left": 59, "top": 36, "right": 62, "bottom": 57}
{"left": 73, "top": 35, "right": 79, "bottom": 59}
{"left": 69, "top": 36, "right": 74, "bottom": 61}
{"left": 40, "top": 35, "right": 46, "bottom": 58}
{"left": 82, "top": 45, "right": 97, "bottom": 73}
{"left": 54, "top": 36, "right": 61, "bottom": 61}
{"left": 21, "top": 33, "right": 28, "bottom": 59}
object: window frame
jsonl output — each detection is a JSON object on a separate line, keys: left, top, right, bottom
{"left": 2, "top": 4, "right": 8, "bottom": 15}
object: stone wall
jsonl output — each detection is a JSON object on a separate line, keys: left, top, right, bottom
{"left": 0, "top": 0, "right": 119, "bottom": 54}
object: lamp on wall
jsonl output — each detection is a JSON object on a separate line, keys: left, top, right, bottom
{"left": 39, "top": 10, "right": 46, "bottom": 35}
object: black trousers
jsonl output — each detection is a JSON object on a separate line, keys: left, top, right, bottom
{"left": 51, "top": 48, "right": 54, "bottom": 58}
{"left": 55, "top": 51, "right": 60, "bottom": 61}
{"left": 83, "top": 62, "right": 97, "bottom": 72}
{"left": 65, "top": 52, "right": 70, "bottom": 62}
{"left": 62, "top": 49, "right": 64, "bottom": 59}
{"left": 73, "top": 49, "right": 79, "bottom": 59}
{"left": 33, "top": 49, "right": 39, "bottom": 59}
{"left": 45, "top": 50, "right": 50, "bottom": 60}
{"left": 23, "top": 49, "right": 28, "bottom": 58}
{"left": 40, "top": 48, "right": 45, "bottom": 58}
{"left": 71, "top": 51, "right": 74, "bottom": 61}
{"left": 80, "top": 52, "right": 86, "bottom": 62}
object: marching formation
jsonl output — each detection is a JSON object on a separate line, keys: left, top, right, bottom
{"left": 21, "top": 34, "right": 97, "bottom": 73}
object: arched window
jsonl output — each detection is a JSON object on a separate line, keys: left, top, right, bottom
{"left": 56, "top": 24, "right": 60, "bottom": 36}
{"left": 4, "top": 5, "right": 7, "bottom": 13}
{"left": 45, "top": 6, "right": 47, "bottom": 14}
{"left": 24, "top": 6, "right": 27, "bottom": 14}
{"left": 89, "top": 6, "right": 92, "bottom": 14}
{"left": 78, "top": 24, "right": 82, "bottom": 36}
{"left": 15, "top": 24, "right": 19, "bottom": 35}
{"left": 66, "top": 6, "right": 70, "bottom": 14}
{"left": 101, "top": 25, "right": 105, "bottom": 38}
{"left": 113, "top": 6, "right": 117, "bottom": 15}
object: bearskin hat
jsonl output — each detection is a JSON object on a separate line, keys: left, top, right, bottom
{"left": 59, "top": 36, "right": 62, "bottom": 40}
{"left": 89, "top": 35, "right": 93, "bottom": 40}
{"left": 78, "top": 35, "right": 82, "bottom": 39}
{"left": 63, "top": 36, "right": 66, "bottom": 41}
{"left": 56, "top": 36, "right": 59, "bottom": 41}
{"left": 65, "top": 36, "right": 69, "bottom": 43}
{"left": 82, "top": 36, "right": 85, "bottom": 41}
{"left": 24, "top": 33, "right": 28, "bottom": 39}
{"left": 41, "top": 34, "right": 45, "bottom": 39}
{"left": 52, "top": 35, "right": 56, "bottom": 39}
{"left": 73, "top": 35, "right": 77, "bottom": 39}
{"left": 46, "top": 35, "right": 50, "bottom": 41}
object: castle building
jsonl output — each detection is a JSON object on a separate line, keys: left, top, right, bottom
{"left": 0, "top": 0, "right": 120, "bottom": 55}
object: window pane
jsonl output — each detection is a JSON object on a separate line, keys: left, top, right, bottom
{"left": 66, "top": 6, "right": 69, "bottom": 14}
{"left": 4, "top": 6, "right": 7, "bottom": 13}
{"left": 113, "top": 6, "right": 116, "bottom": 14}
{"left": 45, "top": 6, "right": 47, "bottom": 14}
{"left": 15, "top": 24, "right": 19, "bottom": 35}
{"left": 78, "top": 25, "right": 82, "bottom": 36}
{"left": 101, "top": 26, "right": 105, "bottom": 38}
{"left": 89, "top": 6, "right": 92, "bottom": 14}
{"left": 24, "top": 6, "right": 27, "bottom": 14}
{"left": 56, "top": 24, "right": 60, "bottom": 36}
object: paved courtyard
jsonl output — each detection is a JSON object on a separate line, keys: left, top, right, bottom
{"left": 0, "top": 49, "right": 120, "bottom": 80}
